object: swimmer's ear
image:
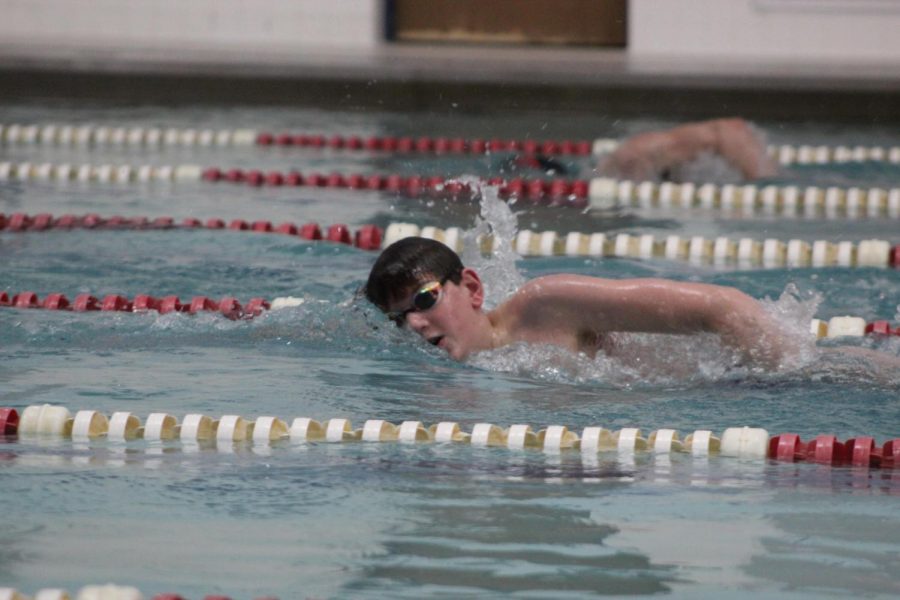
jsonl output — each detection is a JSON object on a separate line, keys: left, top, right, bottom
{"left": 460, "top": 268, "right": 484, "bottom": 310}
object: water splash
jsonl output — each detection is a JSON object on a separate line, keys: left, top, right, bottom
{"left": 669, "top": 151, "right": 744, "bottom": 185}
{"left": 469, "top": 333, "right": 746, "bottom": 388}
{"left": 458, "top": 180, "right": 525, "bottom": 309}
{"left": 759, "top": 282, "right": 821, "bottom": 371}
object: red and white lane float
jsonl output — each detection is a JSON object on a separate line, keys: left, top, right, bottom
{"left": 3, "top": 122, "right": 899, "bottom": 164}
{"left": 809, "top": 317, "right": 900, "bottom": 338}
{"left": 0, "top": 160, "right": 589, "bottom": 207}
{"left": 2, "top": 211, "right": 900, "bottom": 268}
{"left": 3, "top": 159, "right": 900, "bottom": 218}
{"left": 254, "top": 132, "right": 900, "bottom": 165}
{"left": 2, "top": 405, "right": 897, "bottom": 469}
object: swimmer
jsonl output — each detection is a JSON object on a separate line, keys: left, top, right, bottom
{"left": 598, "top": 118, "right": 778, "bottom": 183}
{"left": 364, "top": 237, "right": 795, "bottom": 368}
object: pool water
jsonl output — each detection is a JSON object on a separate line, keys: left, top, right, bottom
{"left": 1, "top": 102, "right": 899, "bottom": 598}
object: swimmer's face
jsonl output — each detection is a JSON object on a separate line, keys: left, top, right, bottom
{"left": 386, "top": 268, "right": 485, "bottom": 361}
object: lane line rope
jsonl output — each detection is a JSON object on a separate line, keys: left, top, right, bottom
{"left": 0, "top": 212, "right": 382, "bottom": 249}
{"left": 3, "top": 211, "right": 899, "bottom": 268}
{"left": 387, "top": 222, "right": 900, "bottom": 268}
{"left": 3, "top": 406, "right": 897, "bottom": 469}
{"left": 3, "top": 160, "right": 899, "bottom": 218}
{"left": 1, "top": 288, "right": 897, "bottom": 341}
{"left": 2, "top": 122, "right": 899, "bottom": 164}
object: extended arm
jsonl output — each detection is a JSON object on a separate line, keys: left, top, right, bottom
{"left": 598, "top": 118, "right": 777, "bottom": 181}
{"left": 511, "top": 275, "right": 790, "bottom": 368}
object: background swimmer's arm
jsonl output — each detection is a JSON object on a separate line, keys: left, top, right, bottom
{"left": 597, "top": 118, "right": 777, "bottom": 181}
{"left": 708, "top": 118, "right": 778, "bottom": 179}
{"left": 513, "top": 275, "right": 790, "bottom": 368}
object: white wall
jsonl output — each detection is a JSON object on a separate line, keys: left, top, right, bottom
{"left": 630, "top": 0, "right": 900, "bottom": 62}
{"left": 0, "top": 0, "right": 383, "bottom": 54}
{"left": 2, "top": 0, "right": 898, "bottom": 68}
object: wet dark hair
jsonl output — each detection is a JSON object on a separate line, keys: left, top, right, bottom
{"left": 364, "top": 237, "right": 463, "bottom": 310}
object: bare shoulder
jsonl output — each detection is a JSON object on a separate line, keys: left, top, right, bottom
{"left": 496, "top": 274, "right": 624, "bottom": 324}
{"left": 490, "top": 275, "right": 589, "bottom": 326}
{"left": 515, "top": 274, "right": 614, "bottom": 297}
{"left": 503, "top": 274, "right": 611, "bottom": 312}
{"left": 488, "top": 275, "right": 612, "bottom": 346}
{"left": 515, "top": 275, "right": 698, "bottom": 300}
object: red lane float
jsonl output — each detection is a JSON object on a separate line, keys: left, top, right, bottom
{"left": 159, "top": 295, "right": 184, "bottom": 314}
{"left": 155, "top": 594, "right": 278, "bottom": 600}
{"left": 0, "top": 592, "right": 273, "bottom": 600}
{"left": 133, "top": 295, "right": 161, "bottom": 312}
{"left": 768, "top": 433, "right": 900, "bottom": 468}
{"left": 0, "top": 407, "right": 18, "bottom": 435}
{"left": 0, "top": 212, "right": 173, "bottom": 231}
{"left": 102, "top": 294, "right": 132, "bottom": 311}
{"left": 42, "top": 293, "right": 70, "bottom": 310}
{"left": 0, "top": 211, "right": 379, "bottom": 249}
{"left": 254, "top": 132, "right": 593, "bottom": 156}
{"left": 13, "top": 291, "right": 40, "bottom": 308}
{"left": 73, "top": 294, "right": 100, "bottom": 311}
{"left": 217, "top": 297, "right": 243, "bottom": 319}
{"left": 0, "top": 292, "right": 273, "bottom": 320}
{"left": 355, "top": 224, "right": 382, "bottom": 250}
{"left": 326, "top": 224, "right": 351, "bottom": 245}
{"left": 189, "top": 296, "right": 219, "bottom": 312}
{"left": 865, "top": 321, "right": 898, "bottom": 335}
{"left": 244, "top": 297, "right": 271, "bottom": 317}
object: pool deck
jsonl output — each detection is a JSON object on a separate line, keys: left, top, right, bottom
{"left": 1, "top": 42, "right": 899, "bottom": 120}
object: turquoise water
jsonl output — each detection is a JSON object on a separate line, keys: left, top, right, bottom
{"left": 1, "top": 103, "right": 900, "bottom": 598}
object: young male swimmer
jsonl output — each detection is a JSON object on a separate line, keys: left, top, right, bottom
{"left": 365, "top": 237, "right": 794, "bottom": 367}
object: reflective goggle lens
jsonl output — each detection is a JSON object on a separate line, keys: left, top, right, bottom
{"left": 411, "top": 282, "right": 442, "bottom": 311}
{"left": 387, "top": 280, "right": 444, "bottom": 325}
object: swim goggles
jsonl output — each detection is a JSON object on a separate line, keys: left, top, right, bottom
{"left": 387, "top": 278, "right": 446, "bottom": 325}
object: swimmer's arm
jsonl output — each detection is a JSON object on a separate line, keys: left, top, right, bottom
{"left": 705, "top": 118, "right": 778, "bottom": 179}
{"left": 598, "top": 118, "right": 776, "bottom": 180}
{"left": 513, "top": 275, "right": 789, "bottom": 367}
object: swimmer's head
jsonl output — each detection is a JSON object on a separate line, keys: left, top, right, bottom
{"left": 366, "top": 237, "right": 491, "bottom": 360}
{"left": 364, "top": 237, "right": 464, "bottom": 312}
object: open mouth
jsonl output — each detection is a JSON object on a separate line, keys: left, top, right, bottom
{"left": 428, "top": 335, "right": 444, "bottom": 347}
